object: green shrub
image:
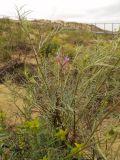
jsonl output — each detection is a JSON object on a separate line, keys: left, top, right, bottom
{"left": 41, "top": 40, "right": 60, "bottom": 57}
{"left": 63, "top": 43, "right": 76, "bottom": 59}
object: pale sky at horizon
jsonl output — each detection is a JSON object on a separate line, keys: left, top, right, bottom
{"left": 0, "top": 0, "right": 120, "bottom": 23}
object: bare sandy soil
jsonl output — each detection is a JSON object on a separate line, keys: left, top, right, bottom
{"left": 0, "top": 84, "right": 24, "bottom": 121}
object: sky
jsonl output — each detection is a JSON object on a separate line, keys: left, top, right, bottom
{"left": 0, "top": 0, "right": 120, "bottom": 30}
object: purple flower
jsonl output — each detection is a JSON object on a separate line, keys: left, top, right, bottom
{"left": 56, "top": 55, "right": 70, "bottom": 67}
{"left": 63, "top": 56, "right": 70, "bottom": 66}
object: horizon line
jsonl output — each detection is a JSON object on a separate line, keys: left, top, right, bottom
{"left": 0, "top": 14, "right": 120, "bottom": 24}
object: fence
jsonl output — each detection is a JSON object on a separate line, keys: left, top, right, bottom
{"left": 91, "top": 23, "right": 120, "bottom": 34}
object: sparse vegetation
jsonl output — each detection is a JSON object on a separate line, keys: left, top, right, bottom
{"left": 0, "top": 11, "right": 120, "bottom": 160}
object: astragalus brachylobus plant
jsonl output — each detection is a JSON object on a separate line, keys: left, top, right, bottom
{"left": 17, "top": 35, "right": 120, "bottom": 159}
{"left": 1, "top": 10, "right": 120, "bottom": 160}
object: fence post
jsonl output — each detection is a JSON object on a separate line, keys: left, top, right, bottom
{"left": 112, "top": 23, "right": 114, "bottom": 34}
{"left": 104, "top": 23, "right": 106, "bottom": 33}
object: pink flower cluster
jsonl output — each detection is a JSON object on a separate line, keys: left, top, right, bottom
{"left": 56, "top": 55, "right": 70, "bottom": 67}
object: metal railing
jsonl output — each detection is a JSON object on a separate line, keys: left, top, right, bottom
{"left": 90, "top": 23, "right": 120, "bottom": 34}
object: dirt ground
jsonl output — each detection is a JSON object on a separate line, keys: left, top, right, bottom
{"left": 0, "top": 84, "right": 24, "bottom": 121}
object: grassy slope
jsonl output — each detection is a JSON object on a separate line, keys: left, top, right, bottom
{"left": 0, "top": 18, "right": 115, "bottom": 116}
